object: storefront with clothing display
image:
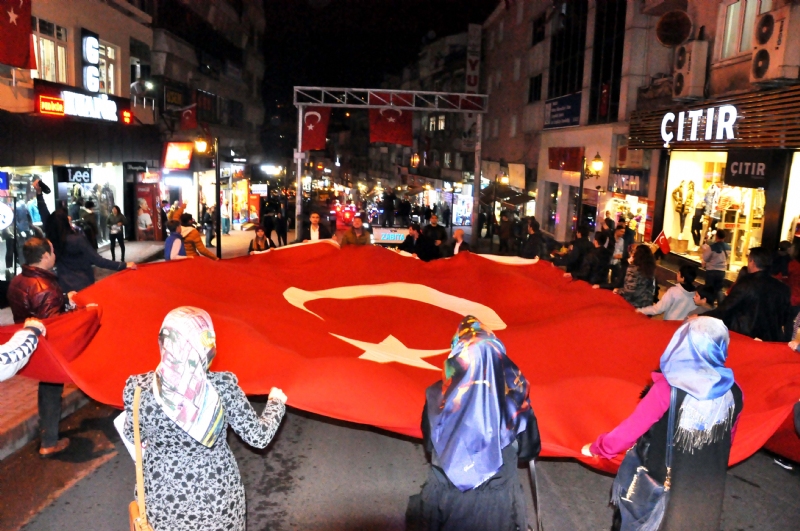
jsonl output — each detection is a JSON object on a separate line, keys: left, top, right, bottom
{"left": 0, "top": 105, "right": 160, "bottom": 278}
{"left": 629, "top": 90, "right": 800, "bottom": 273}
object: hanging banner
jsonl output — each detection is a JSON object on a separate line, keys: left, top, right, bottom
{"left": 544, "top": 92, "right": 581, "bottom": 129}
{"left": 462, "top": 23, "right": 482, "bottom": 149}
{"left": 548, "top": 147, "right": 585, "bottom": 172}
{"left": 301, "top": 107, "right": 332, "bottom": 151}
{"left": 723, "top": 149, "right": 775, "bottom": 189}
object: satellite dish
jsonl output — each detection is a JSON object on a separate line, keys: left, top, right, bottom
{"left": 656, "top": 10, "right": 693, "bottom": 47}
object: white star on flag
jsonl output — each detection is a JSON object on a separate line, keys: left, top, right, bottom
{"left": 307, "top": 124, "right": 315, "bottom": 130}
{"left": 387, "top": 117, "right": 396, "bottom": 123}
{"left": 8, "top": 7, "right": 19, "bottom": 24}
{"left": 330, "top": 333, "right": 448, "bottom": 371}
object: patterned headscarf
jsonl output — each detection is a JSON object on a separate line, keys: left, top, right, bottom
{"left": 153, "top": 307, "right": 225, "bottom": 447}
{"left": 426, "top": 316, "right": 534, "bottom": 491}
{"left": 660, "top": 317, "right": 736, "bottom": 452}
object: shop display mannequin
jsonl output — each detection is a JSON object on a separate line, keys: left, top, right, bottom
{"left": 691, "top": 200, "right": 706, "bottom": 247}
{"left": 672, "top": 181, "right": 687, "bottom": 236}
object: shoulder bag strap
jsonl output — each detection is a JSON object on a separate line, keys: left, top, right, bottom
{"left": 133, "top": 386, "right": 149, "bottom": 526}
{"left": 664, "top": 386, "right": 678, "bottom": 491}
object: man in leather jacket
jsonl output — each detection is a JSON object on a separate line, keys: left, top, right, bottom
{"left": 703, "top": 247, "right": 793, "bottom": 341}
{"left": 7, "top": 237, "right": 74, "bottom": 456}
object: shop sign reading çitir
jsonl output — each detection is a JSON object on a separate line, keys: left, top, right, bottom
{"left": 660, "top": 105, "right": 738, "bottom": 144}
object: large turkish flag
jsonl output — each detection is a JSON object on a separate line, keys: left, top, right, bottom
{"left": 17, "top": 241, "right": 800, "bottom": 473}
{"left": 300, "top": 107, "right": 331, "bottom": 151}
{"left": 0, "top": 0, "right": 35, "bottom": 69}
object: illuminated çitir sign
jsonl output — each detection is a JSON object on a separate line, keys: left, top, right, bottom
{"left": 82, "top": 29, "right": 101, "bottom": 92}
{"left": 63, "top": 91, "right": 118, "bottom": 121}
{"left": 660, "top": 105, "right": 739, "bottom": 144}
{"left": 34, "top": 80, "right": 128, "bottom": 122}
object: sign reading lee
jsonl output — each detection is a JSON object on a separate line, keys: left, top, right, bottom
{"left": 723, "top": 149, "right": 774, "bottom": 189}
{"left": 55, "top": 166, "right": 93, "bottom": 184}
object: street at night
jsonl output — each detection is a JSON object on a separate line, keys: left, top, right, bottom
{"left": 3, "top": 1, "right": 800, "bottom": 530}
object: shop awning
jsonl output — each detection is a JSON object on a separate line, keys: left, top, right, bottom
{"left": 479, "top": 182, "right": 525, "bottom": 205}
{"left": 0, "top": 109, "right": 162, "bottom": 167}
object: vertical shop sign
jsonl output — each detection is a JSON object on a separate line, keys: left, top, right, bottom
{"left": 463, "top": 24, "right": 482, "bottom": 148}
{"left": 248, "top": 194, "right": 261, "bottom": 222}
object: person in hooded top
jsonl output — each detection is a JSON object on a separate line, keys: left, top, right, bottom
{"left": 407, "top": 316, "right": 540, "bottom": 531}
{"left": 637, "top": 264, "right": 699, "bottom": 321}
{"left": 582, "top": 317, "right": 743, "bottom": 531}
{"left": 123, "top": 307, "right": 287, "bottom": 531}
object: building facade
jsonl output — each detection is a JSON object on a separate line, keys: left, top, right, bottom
{"left": 0, "top": 0, "right": 161, "bottom": 278}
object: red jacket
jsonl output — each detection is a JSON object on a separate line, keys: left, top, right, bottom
{"left": 7, "top": 266, "right": 67, "bottom": 323}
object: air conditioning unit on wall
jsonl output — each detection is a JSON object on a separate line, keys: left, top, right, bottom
{"left": 751, "top": 5, "right": 800, "bottom": 84}
{"left": 673, "top": 41, "right": 708, "bottom": 100}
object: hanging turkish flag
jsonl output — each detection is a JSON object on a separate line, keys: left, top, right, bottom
{"left": 0, "top": 0, "right": 36, "bottom": 69}
{"left": 16, "top": 242, "right": 800, "bottom": 473}
{"left": 369, "top": 107, "right": 413, "bottom": 146}
{"left": 654, "top": 230, "right": 671, "bottom": 254}
{"left": 301, "top": 107, "right": 331, "bottom": 151}
{"left": 179, "top": 104, "right": 197, "bottom": 130}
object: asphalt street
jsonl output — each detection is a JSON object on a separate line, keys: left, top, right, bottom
{"left": 3, "top": 398, "right": 799, "bottom": 531}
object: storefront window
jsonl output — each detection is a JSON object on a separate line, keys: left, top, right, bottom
{"left": 543, "top": 181, "right": 559, "bottom": 234}
{"left": 602, "top": 194, "right": 648, "bottom": 242}
{"left": 0, "top": 168, "right": 57, "bottom": 279}
{"left": 57, "top": 165, "right": 124, "bottom": 246}
{"left": 665, "top": 151, "right": 765, "bottom": 271}
{"left": 781, "top": 152, "right": 800, "bottom": 245}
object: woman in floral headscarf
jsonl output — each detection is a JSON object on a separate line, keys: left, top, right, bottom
{"left": 407, "top": 316, "right": 540, "bottom": 531}
{"left": 583, "top": 317, "right": 744, "bottom": 531}
{"left": 123, "top": 307, "right": 287, "bottom": 531}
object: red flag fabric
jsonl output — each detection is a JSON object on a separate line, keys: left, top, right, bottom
{"left": 367, "top": 92, "right": 413, "bottom": 146}
{"left": 179, "top": 104, "right": 197, "bottom": 130}
{"left": 369, "top": 108, "right": 413, "bottom": 146}
{"left": 0, "top": 0, "right": 35, "bottom": 69}
{"left": 300, "top": 107, "right": 331, "bottom": 151}
{"left": 655, "top": 230, "right": 671, "bottom": 255}
{"left": 20, "top": 242, "right": 800, "bottom": 473}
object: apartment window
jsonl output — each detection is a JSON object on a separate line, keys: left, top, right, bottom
{"left": 588, "top": 0, "right": 626, "bottom": 124}
{"left": 510, "top": 115, "right": 518, "bottom": 137}
{"left": 98, "top": 43, "right": 117, "bottom": 94}
{"left": 196, "top": 90, "right": 217, "bottom": 123}
{"left": 498, "top": 21, "right": 504, "bottom": 42}
{"left": 437, "top": 115, "right": 446, "bottom": 131}
{"left": 229, "top": 100, "right": 244, "bottom": 128}
{"left": 429, "top": 116, "right": 437, "bottom": 131}
{"left": 548, "top": 0, "right": 588, "bottom": 99}
{"left": 455, "top": 154, "right": 463, "bottom": 170}
{"left": 528, "top": 74, "right": 543, "bottom": 103}
{"left": 514, "top": 58, "right": 521, "bottom": 81}
{"left": 721, "top": 0, "right": 772, "bottom": 60}
{"left": 444, "top": 152, "right": 452, "bottom": 168}
{"left": 31, "top": 18, "right": 68, "bottom": 84}
{"left": 532, "top": 14, "right": 546, "bottom": 46}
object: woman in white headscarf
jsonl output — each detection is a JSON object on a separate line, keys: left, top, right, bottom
{"left": 583, "top": 317, "right": 743, "bottom": 531}
{"left": 123, "top": 307, "right": 287, "bottom": 531}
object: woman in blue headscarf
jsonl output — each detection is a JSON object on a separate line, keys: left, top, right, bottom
{"left": 583, "top": 316, "right": 744, "bottom": 531}
{"left": 407, "top": 316, "right": 540, "bottom": 531}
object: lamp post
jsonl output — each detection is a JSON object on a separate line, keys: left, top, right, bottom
{"left": 576, "top": 152, "right": 604, "bottom": 234}
{"left": 195, "top": 136, "right": 222, "bottom": 259}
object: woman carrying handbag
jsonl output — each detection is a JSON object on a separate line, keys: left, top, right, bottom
{"left": 124, "top": 306, "right": 287, "bottom": 531}
{"left": 582, "top": 317, "right": 743, "bottom": 531}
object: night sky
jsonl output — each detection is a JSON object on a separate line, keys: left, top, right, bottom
{"left": 261, "top": 0, "right": 498, "bottom": 157}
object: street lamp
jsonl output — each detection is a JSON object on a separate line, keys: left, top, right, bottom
{"left": 577, "top": 151, "right": 604, "bottom": 233}
{"left": 194, "top": 135, "right": 222, "bottom": 259}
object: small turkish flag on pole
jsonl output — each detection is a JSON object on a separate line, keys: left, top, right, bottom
{"left": 301, "top": 107, "right": 331, "bottom": 151}
{"left": 654, "top": 230, "right": 671, "bottom": 255}
{"left": 179, "top": 104, "right": 197, "bottom": 130}
{"left": 0, "top": 0, "right": 35, "bottom": 69}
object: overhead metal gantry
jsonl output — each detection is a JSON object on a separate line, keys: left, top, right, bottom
{"left": 293, "top": 86, "right": 489, "bottom": 246}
